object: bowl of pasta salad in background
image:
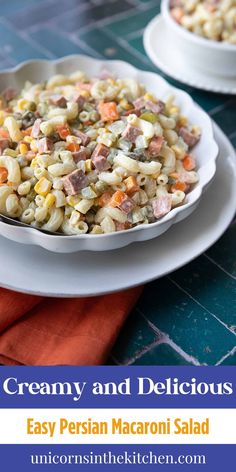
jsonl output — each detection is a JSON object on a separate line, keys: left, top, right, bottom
{"left": 0, "top": 55, "right": 218, "bottom": 252}
{"left": 162, "top": 0, "right": 236, "bottom": 78}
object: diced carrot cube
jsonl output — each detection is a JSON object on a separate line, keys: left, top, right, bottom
{"left": 110, "top": 190, "right": 126, "bottom": 207}
{"left": 56, "top": 124, "right": 71, "bottom": 140}
{"left": 98, "top": 101, "right": 119, "bottom": 122}
{"left": 0, "top": 166, "right": 8, "bottom": 182}
{"left": 67, "top": 142, "right": 80, "bottom": 152}
{"left": 98, "top": 192, "right": 112, "bottom": 207}
{"left": 183, "top": 154, "right": 196, "bottom": 171}
{"left": 21, "top": 126, "right": 33, "bottom": 136}
{"left": 0, "top": 128, "right": 9, "bottom": 139}
{"left": 171, "top": 181, "right": 189, "bottom": 193}
{"left": 124, "top": 176, "right": 139, "bottom": 195}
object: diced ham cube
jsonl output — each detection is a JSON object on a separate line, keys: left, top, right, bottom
{"left": 72, "top": 147, "right": 91, "bottom": 163}
{"left": 179, "top": 127, "right": 200, "bottom": 148}
{"left": 0, "top": 139, "right": 10, "bottom": 154}
{"left": 118, "top": 195, "right": 135, "bottom": 214}
{"left": 134, "top": 97, "right": 165, "bottom": 114}
{"left": 133, "top": 97, "right": 146, "bottom": 110}
{"left": 2, "top": 87, "right": 17, "bottom": 102}
{"left": 152, "top": 195, "right": 172, "bottom": 219}
{"left": 92, "top": 143, "right": 109, "bottom": 159}
{"left": 92, "top": 154, "right": 111, "bottom": 171}
{"left": 31, "top": 118, "right": 42, "bottom": 138}
{"left": 116, "top": 221, "right": 132, "bottom": 231}
{"left": 62, "top": 169, "right": 89, "bottom": 195}
{"left": 124, "top": 108, "right": 141, "bottom": 117}
{"left": 49, "top": 94, "right": 67, "bottom": 107}
{"left": 146, "top": 100, "right": 165, "bottom": 114}
{"left": 147, "top": 136, "right": 164, "bottom": 157}
{"left": 73, "top": 92, "right": 85, "bottom": 110}
{"left": 38, "top": 137, "right": 54, "bottom": 154}
{"left": 122, "top": 124, "right": 142, "bottom": 143}
{"left": 91, "top": 143, "right": 110, "bottom": 171}
{"left": 72, "top": 129, "right": 90, "bottom": 146}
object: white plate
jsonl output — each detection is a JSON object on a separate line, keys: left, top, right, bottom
{"left": 0, "top": 123, "right": 235, "bottom": 297}
{"left": 0, "top": 55, "right": 218, "bottom": 252}
{"left": 144, "top": 15, "right": 236, "bottom": 95}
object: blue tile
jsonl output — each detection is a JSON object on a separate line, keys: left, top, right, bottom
{"left": 206, "top": 223, "right": 236, "bottom": 279}
{"left": 137, "top": 278, "right": 236, "bottom": 365}
{"left": 111, "top": 308, "right": 158, "bottom": 364}
{"left": 105, "top": 6, "right": 159, "bottom": 37}
{"left": 132, "top": 343, "right": 195, "bottom": 366}
{"left": 0, "top": 0, "right": 37, "bottom": 16}
{"left": 55, "top": 0, "right": 133, "bottom": 32}
{"left": 6, "top": 0, "right": 87, "bottom": 30}
{"left": 230, "top": 134, "right": 236, "bottom": 147}
{"left": 211, "top": 98, "right": 236, "bottom": 136}
{"left": 79, "top": 27, "right": 156, "bottom": 70}
{"left": 30, "top": 28, "right": 86, "bottom": 57}
{"left": 0, "top": 20, "right": 48, "bottom": 62}
{"left": 170, "top": 256, "right": 236, "bottom": 329}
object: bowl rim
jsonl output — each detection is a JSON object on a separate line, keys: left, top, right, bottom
{"left": 0, "top": 54, "right": 218, "bottom": 241}
{"left": 162, "top": 0, "right": 236, "bottom": 52}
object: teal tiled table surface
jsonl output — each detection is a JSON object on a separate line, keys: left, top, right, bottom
{"left": 0, "top": 0, "right": 235, "bottom": 366}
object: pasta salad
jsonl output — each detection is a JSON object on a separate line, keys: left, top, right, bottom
{"left": 170, "top": 0, "right": 236, "bottom": 44}
{"left": 0, "top": 71, "right": 200, "bottom": 235}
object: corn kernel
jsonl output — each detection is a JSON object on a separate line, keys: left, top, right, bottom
{"left": 79, "top": 90, "right": 90, "bottom": 99}
{"left": 66, "top": 195, "right": 81, "bottom": 207}
{"left": 170, "top": 106, "right": 179, "bottom": 115}
{"left": 17, "top": 99, "right": 29, "bottom": 111}
{"left": 144, "top": 92, "right": 156, "bottom": 102}
{"left": 19, "top": 143, "right": 28, "bottom": 155}
{"left": 140, "top": 111, "right": 157, "bottom": 124}
{"left": 84, "top": 159, "right": 92, "bottom": 172}
{"left": 44, "top": 193, "right": 56, "bottom": 208}
{"left": 178, "top": 116, "right": 188, "bottom": 127}
{"left": 124, "top": 176, "right": 139, "bottom": 195}
{"left": 34, "top": 177, "right": 52, "bottom": 196}
{"left": 30, "top": 158, "right": 37, "bottom": 168}
{"left": 0, "top": 110, "right": 5, "bottom": 125}
{"left": 30, "top": 139, "right": 38, "bottom": 153}
{"left": 24, "top": 136, "right": 33, "bottom": 143}
{"left": 192, "top": 125, "right": 200, "bottom": 135}
{"left": 119, "top": 99, "right": 132, "bottom": 110}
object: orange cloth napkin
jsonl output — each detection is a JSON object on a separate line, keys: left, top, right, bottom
{"left": 0, "top": 287, "right": 142, "bottom": 365}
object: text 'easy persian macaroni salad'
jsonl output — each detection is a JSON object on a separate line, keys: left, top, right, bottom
{"left": 0, "top": 71, "right": 200, "bottom": 235}
{"left": 170, "top": 0, "right": 236, "bottom": 43}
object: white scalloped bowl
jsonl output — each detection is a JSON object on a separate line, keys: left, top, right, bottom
{"left": 162, "top": 0, "right": 236, "bottom": 78}
{"left": 0, "top": 55, "right": 218, "bottom": 252}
